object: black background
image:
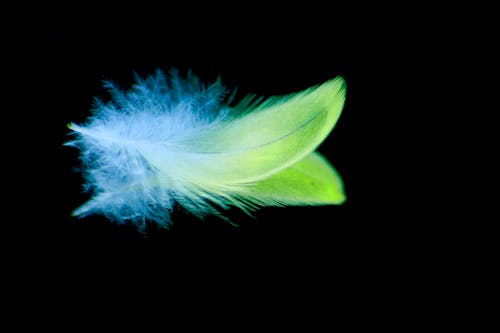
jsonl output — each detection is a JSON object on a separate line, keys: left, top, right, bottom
{"left": 6, "top": 9, "right": 496, "bottom": 326}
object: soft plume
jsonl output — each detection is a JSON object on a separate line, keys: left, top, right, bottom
{"left": 67, "top": 69, "right": 346, "bottom": 230}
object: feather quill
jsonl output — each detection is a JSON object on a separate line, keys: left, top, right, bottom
{"left": 66, "top": 69, "right": 346, "bottom": 229}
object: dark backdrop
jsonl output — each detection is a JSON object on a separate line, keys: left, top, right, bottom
{"left": 6, "top": 13, "right": 494, "bottom": 325}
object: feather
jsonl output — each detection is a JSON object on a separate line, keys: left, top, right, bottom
{"left": 66, "top": 69, "right": 346, "bottom": 230}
